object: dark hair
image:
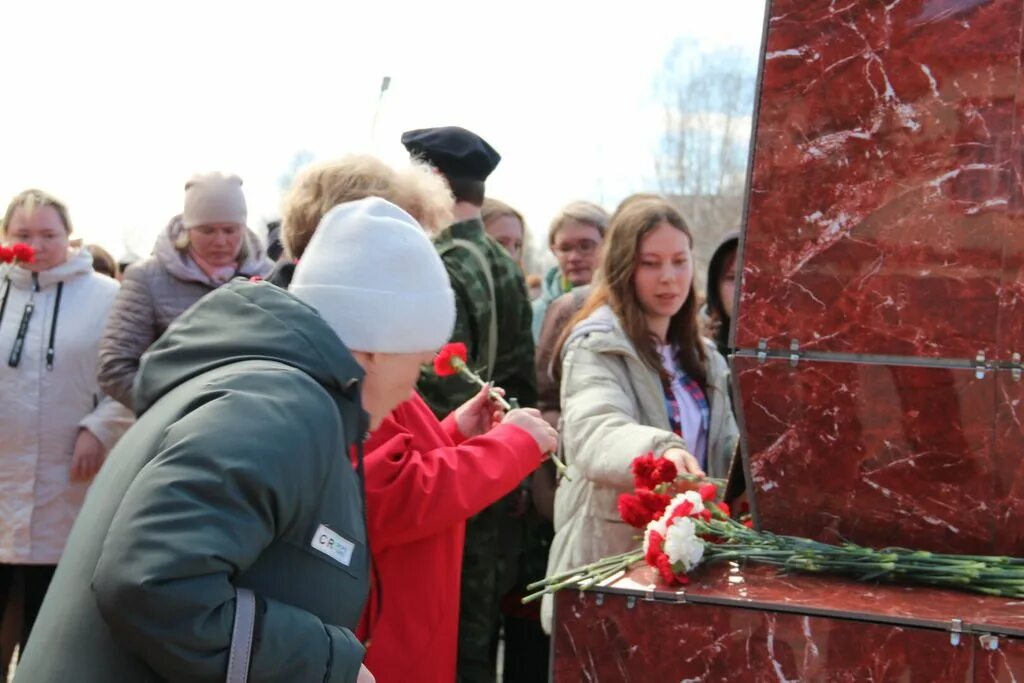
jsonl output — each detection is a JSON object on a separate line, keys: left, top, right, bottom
{"left": 556, "top": 197, "right": 707, "bottom": 390}
{"left": 446, "top": 176, "right": 485, "bottom": 206}
{"left": 86, "top": 244, "right": 118, "bottom": 279}
{"left": 705, "top": 233, "right": 740, "bottom": 354}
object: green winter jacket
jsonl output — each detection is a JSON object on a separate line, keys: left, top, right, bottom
{"left": 16, "top": 280, "right": 371, "bottom": 683}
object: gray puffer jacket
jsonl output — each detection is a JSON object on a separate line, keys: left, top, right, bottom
{"left": 97, "top": 216, "right": 273, "bottom": 409}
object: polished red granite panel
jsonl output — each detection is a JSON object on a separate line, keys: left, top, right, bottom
{"left": 734, "top": 356, "right": 1018, "bottom": 554}
{"left": 992, "top": 371, "right": 1024, "bottom": 553}
{"left": 975, "top": 634, "right": 1024, "bottom": 682}
{"left": 736, "top": 0, "right": 1022, "bottom": 360}
{"left": 552, "top": 589, "right": 974, "bottom": 682}
{"left": 617, "top": 563, "right": 1024, "bottom": 636}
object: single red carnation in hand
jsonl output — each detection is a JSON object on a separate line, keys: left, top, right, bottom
{"left": 433, "top": 342, "right": 468, "bottom": 377}
{"left": 698, "top": 482, "right": 717, "bottom": 502}
{"left": 11, "top": 243, "right": 35, "bottom": 264}
{"left": 0, "top": 246, "right": 13, "bottom": 264}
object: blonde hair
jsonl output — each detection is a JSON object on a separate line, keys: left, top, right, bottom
{"left": 281, "top": 154, "right": 454, "bottom": 259}
{"left": 482, "top": 197, "right": 524, "bottom": 229}
{"left": 548, "top": 200, "right": 609, "bottom": 245}
{"left": 2, "top": 189, "right": 73, "bottom": 236}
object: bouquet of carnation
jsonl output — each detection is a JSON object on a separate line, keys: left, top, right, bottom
{"left": 525, "top": 452, "right": 1024, "bottom": 602}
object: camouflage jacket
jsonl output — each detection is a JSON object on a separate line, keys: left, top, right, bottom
{"left": 418, "top": 217, "right": 537, "bottom": 416}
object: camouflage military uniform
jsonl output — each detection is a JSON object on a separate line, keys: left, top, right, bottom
{"left": 417, "top": 217, "right": 536, "bottom": 683}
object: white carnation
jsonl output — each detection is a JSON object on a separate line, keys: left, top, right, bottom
{"left": 664, "top": 517, "right": 705, "bottom": 572}
{"left": 656, "top": 490, "right": 705, "bottom": 529}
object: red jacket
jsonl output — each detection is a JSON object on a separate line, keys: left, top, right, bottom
{"left": 355, "top": 391, "right": 542, "bottom": 683}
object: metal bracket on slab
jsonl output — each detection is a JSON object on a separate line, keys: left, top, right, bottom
{"left": 975, "top": 352, "right": 987, "bottom": 380}
{"left": 1012, "top": 353, "right": 1022, "bottom": 382}
{"left": 950, "top": 618, "right": 963, "bottom": 646}
{"left": 757, "top": 339, "right": 768, "bottom": 364}
{"left": 979, "top": 634, "right": 1000, "bottom": 651}
{"left": 789, "top": 339, "right": 801, "bottom": 367}
{"left": 643, "top": 587, "right": 687, "bottom": 604}
{"left": 594, "top": 593, "right": 604, "bottom": 607}
{"left": 626, "top": 596, "right": 637, "bottom": 610}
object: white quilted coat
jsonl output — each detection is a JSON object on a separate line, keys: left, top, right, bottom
{"left": 0, "top": 250, "right": 133, "bottom": 564}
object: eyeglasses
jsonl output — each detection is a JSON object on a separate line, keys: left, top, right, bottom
{"left": 553, "top": 239, "right": 599, "bottom": 256}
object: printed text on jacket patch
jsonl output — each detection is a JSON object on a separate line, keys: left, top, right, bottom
{"left": 311, "top": 524, "right": 354, "bottom": 566}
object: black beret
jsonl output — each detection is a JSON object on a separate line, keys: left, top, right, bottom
{"left": 401, "top": 126, "right": 501, "bottom": 182}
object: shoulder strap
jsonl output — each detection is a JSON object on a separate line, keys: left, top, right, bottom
{"left": 227, "top": 588, "right": 256, "bottom": 683}
{"left": 439, "top": 238, "right": 498, "bottom": 380}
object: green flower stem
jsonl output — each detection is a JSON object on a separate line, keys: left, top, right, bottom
{"left": 453, "top": 360, "right": 572, "bottom": 480}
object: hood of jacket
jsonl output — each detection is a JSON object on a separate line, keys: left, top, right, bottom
{"left": 7, "top": 248, "right": 95, "bottom": 290}
{"left": 562, "top": 304, "right": 641, "bottom": 359}
{"left": 153, "top": 215, "right": 273, "bottom": 286}
{"left": 133, "top": 279, "right": 364, "bottom": 416}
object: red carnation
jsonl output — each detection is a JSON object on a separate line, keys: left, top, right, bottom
{"left": 698, "top": 482, "right": 718, "bottom": 502}
{"left": 655, "top": 554, "right": 680, "bottom": 585}
{"left": 618, "top": 494, "right": 652, "bottom": 528}
{"left": 645, "top": 530, "right": 665, "bottom": 567}
{"left": 631, "top": 452, "right": 659, "bottom": 489}
{"left": 716, "top": 502, "right": 731, "bottom": 519}
{"left": 619, "top": 489, "right": 672, "bottom": 528}
{"left": 699, "top": 509, "right": 713, "bottom": 522}
{"left": 667, "top": 499, "right": 694, "bottom": 522}
{"left": 0, "top": 246, "right": 13, "bottom": 264}
{"left": 653, "top": 458, "right": 678, "bottom": 485}
{"left": 11, "top": 243, "right": 35, "bottom": 264}
{"left": 433, "top": 342, "right": 468, "bottom": 377}
{"left": 743, "top": 519, "right": 755, "bottom": 529}
{"left": 637, "top": 488, "right": 671, "bottom": 518}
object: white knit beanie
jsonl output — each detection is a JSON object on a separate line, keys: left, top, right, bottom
{"left": 182, "top": 172, "right": 248, "bottom": 229}
{"left": 290, "top": 196, "right": 456, "bottom": 353}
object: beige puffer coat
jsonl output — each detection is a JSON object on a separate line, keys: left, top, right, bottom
{"left": 542, "top": 305, "right": 739, "bottom": 631}
{"left": 0, "top": 250, "right": 134, "bottom": 565}
{"left": 97, "top": 216, "right": 272, "bottom": 409}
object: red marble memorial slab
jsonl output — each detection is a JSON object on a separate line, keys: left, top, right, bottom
{"left": 975, "top": 635, "right": 1024, "bottom": 683}
{"left": 614, "top": 563, "right": 1024, "bottom": 637}
{"left": 552, "top": 589, "right": 975, "bottom": 682}
{"left": 736, "top": 0, "right": 1022, "bottom": 360}
{"left": 734, "top": 356, "right": 1023, "bottom": 554}
{"left": 992, "top": 370, "right": 1024, "bottom": 553}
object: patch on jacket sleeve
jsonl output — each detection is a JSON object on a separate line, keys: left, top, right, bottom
{"left": 310, "top": 524, "right": 355, "bottom": 566}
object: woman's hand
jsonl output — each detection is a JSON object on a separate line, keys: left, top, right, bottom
{"left": 70, "top": 428, "right": 106, "bottom": 482}
{"left": 662, "top": 447, "right": 704, "bottom": 477}
{"left": 453, "top": 384, "right": 505, "bottom": 439}
{"left": 502, "top": 408, "right": 559, "bottom": 455}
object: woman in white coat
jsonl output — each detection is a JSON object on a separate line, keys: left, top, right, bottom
{"left": 542, "top": 197, "right": 739, "bottom": 631}
{"left": 0, "top": 190, "right": 132, "bottom": 655}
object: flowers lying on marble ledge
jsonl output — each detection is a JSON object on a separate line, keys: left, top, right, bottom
{"left": 433, "top": 342, "right": 569, "bottom": 479}
{"left": 523, "top": 452, "right": 1024, "bottom": 603}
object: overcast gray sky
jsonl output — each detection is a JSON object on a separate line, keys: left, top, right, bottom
{"left": 1, "top": 0, "right": 767, "bottom": 259}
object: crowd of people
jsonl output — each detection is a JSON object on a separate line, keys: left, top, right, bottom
{"left": 0, "top": 125, "right": 741, "bottom": 683}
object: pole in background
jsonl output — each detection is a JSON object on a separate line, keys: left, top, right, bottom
{"left": 370, "top": 76, "right": 392, "bottom": 145}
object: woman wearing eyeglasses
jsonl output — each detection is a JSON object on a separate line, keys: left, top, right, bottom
{"left": 0, "top": 190, "right": 133, "bottom": 668}
{"left": 530, "top": 201, "right": 609, "bottom": 342}
{"left": 97, "top": 172, "right": 273, "bottom": 411}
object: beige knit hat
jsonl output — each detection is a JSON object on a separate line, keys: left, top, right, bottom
{"left": 182, "top": 172, "right": 247, "bottom": 229}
